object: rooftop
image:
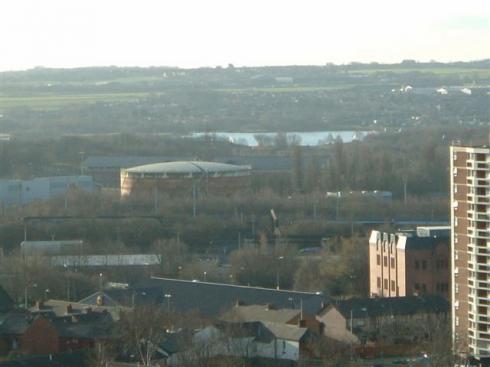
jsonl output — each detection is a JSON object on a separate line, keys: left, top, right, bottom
{"left": 220, "top": 304, "right": 301, "bottom": 324}
{"left": 80, "top": 277, "right": 327, "bottom": 317}
{"left": 124, "top": 161, "right": 251, "bottom": 174}
{"left": 331, "top": 295, "right": 449, "bottom": 319}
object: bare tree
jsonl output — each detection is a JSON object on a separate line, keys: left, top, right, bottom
{"left": 117, "top": 306, "right": 173, "bottom": 366}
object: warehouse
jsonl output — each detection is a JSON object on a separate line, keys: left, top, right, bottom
{"left": 120, "top": 161, "right": 251, "bottom": 197}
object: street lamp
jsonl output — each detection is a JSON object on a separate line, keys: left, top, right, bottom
{"left": 203, "top": 271, "right": 207, "bottom": 282}
{"left": 63, "top": 264, "right": 70, "bottom": 301}
{"left": 98, "top": 273, "right": 103, "bottom": 290}
{"left": 276, "top": 256, "right": 284, "bottom": 290}
{"left": 164, "top": 293, "right": 172, "bottom": 311}
{"left": 44, "top": 289, "right": 50, "bottom": 301}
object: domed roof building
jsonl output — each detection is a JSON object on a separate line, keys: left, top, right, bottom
{"left": 120, "top": 161, "right": 251, "bottom": 197}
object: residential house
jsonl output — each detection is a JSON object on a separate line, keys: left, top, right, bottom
{"left": 220, "top": 303, "right": 323, "bottom": 335}
{"left": 168, "top": 320, "right": 313, "bottom": 364}
{"left": 317, "top": 295, "right": 449, "bottom": 345}
{"left": 21, "top": 311, "right": 114, "bottom": 355}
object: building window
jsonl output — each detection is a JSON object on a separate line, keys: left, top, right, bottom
{"left": 384, "top": 279, "right": 388, "bottom": 290}
{"left": 377, "top": 255, "right": 380, "bottom": 266}
{"left": 415, "top": 283, "right": 420, "bottom": 291}
{"left": 383, "top": 256, "right": 387, "bottom": 267}
{"left": 377, "top": 277, "right": 381, "bottom": 288}
{"left": 391, "top": 280, "right": 395, "bottom": 292}
{"left": 282, "top": 340, "right": 286, "bottom": 353}
{"left": 415, "top": 260, "right": 420, "bottom": 270}
{"left": 390, "top": 258, "right": 395, "bottom": 269}
{"left": 422, "top": 260, "right": 427, "bottom": 270}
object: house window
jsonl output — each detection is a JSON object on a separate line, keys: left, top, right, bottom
{"left": 384, "top": 279, "right": 388, "bottom": 290}
{"left": 282, "top": 340, "right": 286, "bottom": 354}
{"left": 377, "top": 255, "right": 380, "bottom": 265}
{"left": 377, "top": 277, "right": 381, "bottom": 288}
{"left": 390, "top": 258, "right": 395, "bottom": 269}
{"left": 383, "top": 256, "right": 387, "bottom": 267}
{"left": 415, "top": 260, "right": 420, "bottom": 270}
{"left": 391, "top": 280, "right": 395, "bottom": 292}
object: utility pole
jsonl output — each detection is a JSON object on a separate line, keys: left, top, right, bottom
{"left": 192, "top": 182, "right": 197, "bottom": 218}
{"left": 403, "top": 176, "right": 408, "bottom": 205}
{"left": 153, "top": 185, "right": 158, "bottom": 214}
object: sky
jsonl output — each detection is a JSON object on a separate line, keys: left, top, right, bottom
{"left": 0, "top": 0, "right": 489, "bottom": 71}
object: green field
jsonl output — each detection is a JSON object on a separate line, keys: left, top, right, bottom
{"left": 216, "top": 84, "right": 357, "bottom": 93}
{"left": 0, "top": 92, "right": 154, "bottom": 111}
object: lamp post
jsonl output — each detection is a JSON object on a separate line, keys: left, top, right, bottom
{"left": 276, "top": 256, "right": 284, "bottom": 290}
{"left": 98, "top": 273, "right": 103, "bottom": 290}
{"left": 164, "top": 293, "right": 172, "bottom": 312}
{"left": 203, "top": 271, "right": 207, "bottom": 282}
{"left": 63, "top": 264, "right": 70, "bottom": 301}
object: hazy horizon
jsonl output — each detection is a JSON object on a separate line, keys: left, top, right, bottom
{"left": 1, "top": 0, "right": 489, "bottom": 72}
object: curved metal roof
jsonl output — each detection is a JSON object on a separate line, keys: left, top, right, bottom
{"left": 124, "top": 161, "right": 251, "bottom": 174}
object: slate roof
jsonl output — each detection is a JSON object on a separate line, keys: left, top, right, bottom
{"left": 0, "top": 287, "right": 14, "bottom": 313}
{"left": 333, "top": 295, "right": 449, "bottom": 319}
{"left": 261, "top": 321, "right": 309, "bottom": 342}
{"left": 220, "top": 304, "right": 300, "bottom": 324}
{"left": 52, "top": 313, "right": 115, "bottom": 339}
{"left": 0, "top": 311, "right": 31, "bottom": 335}
{"left": 80, "top": 277, "right": 327, "bottom": 317}
{"left": 30, "top": 299, "right": 126, "bottom": 321}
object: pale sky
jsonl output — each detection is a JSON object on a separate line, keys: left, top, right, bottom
{"left": 0, "top": 0, "right": 489, "bottom": 71}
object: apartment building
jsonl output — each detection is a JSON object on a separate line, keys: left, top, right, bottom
{"left": 451, "top": 144, "right": 490, "bottom": 361}
{"left": 368, "top": 226, "right": 450, "bottom": 299}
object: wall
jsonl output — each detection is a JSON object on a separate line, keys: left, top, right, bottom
{"left": 21, "top": 317, "right": 59, "bottom": 355}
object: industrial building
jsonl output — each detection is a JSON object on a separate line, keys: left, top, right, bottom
{"left": 0, "top": 176, "right": 96, "bottom": 207}
{"left": 84, "top": 154, "right": 329, "bottom": 187}
{"left": 450, "top": 144, "right": 490, "bottom": 361}
{"left": 368, "top": 226, "right": 450, "bottom": 300}
{"left": 120, "top": 161, "right": 252, "bottom": 197}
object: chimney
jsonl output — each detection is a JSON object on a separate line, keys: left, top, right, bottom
{"left": 298, "top": 319, "right": 307, "bottom": 328}
{"left": 319, "top": 321, "right": 325, "bottom": 334}
{"left": 35, "top": 301, "right": 44, "bottom": 310}
{"left": 66, "top": 304, "right": 73, "bottom": 314}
